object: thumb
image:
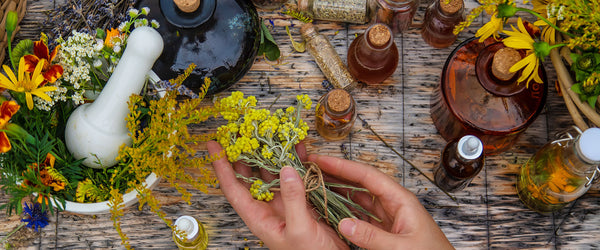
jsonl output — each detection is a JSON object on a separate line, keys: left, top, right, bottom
{"left": 338, "top": 218, "right": 397, "bottom": 249}
{"left": 279, "top": 166, "right": 313, "bottom": 230}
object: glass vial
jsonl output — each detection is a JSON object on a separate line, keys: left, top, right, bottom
{"left": 173, "top": 215, "right": 208, "bottom": 250}
{"left": 347, "top": 23, "right": 399, "bottom": 85}
{"left": 375, "top": 0, "right": 419, "bottom": 34}
{"left": 517, "top": 127, "right": 600, "bottom": 213}
{"left": 251, "top": 0, "right": 287, "bottom": 10}
{"left": 421, "top": 0, "right": 465, "bottom": 48}
{"left": 297, "top": 0, "right": 376, "bottom": 24}
{"left": 315, "top": 89, "right": 357, "bottom": 140}
{"left": 301, "top": 23, "right": 358, "bottom": 91}
{"left": 433, "top": 135, "right": 485, "bottom": 192}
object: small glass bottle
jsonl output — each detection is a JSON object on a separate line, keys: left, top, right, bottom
{"left": 347, "top": 23, "right": 399, "bottom": 85}
{"left": 430, "top": 37, "right": 547, "bottom": 155}
{"left": 433, "top": 135, "right": 485, "bottom": 192}
{"left": 421, "top": 0, "right": 465, "bottom": 48}
{"left": 301, "top": 23, "right": 358, "bottom": 91}
{"left": 297, "top": 0, "right": 376, "bottom": 24}
{"left": 173, "top": 215, "right": 208, "bottom": 250}
{"left": 375, "top": 0, "right": 419, "bottom": 34}
{"left": 517, "top": 127, "right": 600, "bottom": 213}
{"left": 315, "top": 89, "right": 357, "bottom": 140}
{"left": 251, "top": 0, "right": 287, "bottom": 10}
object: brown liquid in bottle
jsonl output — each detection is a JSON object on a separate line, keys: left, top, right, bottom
{"left": 347, "top": 24, "right": 399, "bottom": 84}
{"left": 433, "top": 135, "right": 485, "bottom": 192}
{"left": 430, "top": 37, "right": 547, "bottom": 155}
{"left": 421, "top": 0, "right": 465, "bottom": 48}
{"left": 315, "top": 89, "right": 357, "bottom": 140}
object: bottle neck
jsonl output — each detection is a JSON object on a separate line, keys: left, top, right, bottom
{"left": 433, "top": 0, "right": 463, "bottom": 21}
{"left": 378, "top": 0, "right": 418, "bottom": 10}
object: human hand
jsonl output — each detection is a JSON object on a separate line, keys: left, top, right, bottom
{"left": 310, "top": 154, "right": 454, "bottom": 250}
{"left": 207, "top": 141, "right": 348, "bottom": 250}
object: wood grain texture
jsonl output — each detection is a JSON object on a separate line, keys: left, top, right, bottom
{"left": 2, "top": 0, "right": 600, "bottom": 249}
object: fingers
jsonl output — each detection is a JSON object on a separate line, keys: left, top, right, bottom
{"left": 295, "top": 141, "right": 308, "bottom": 162}
{"left": 279, "top": 166, "right": 314, "bottom": 233}
{"left": 338, "top": 218, "right": 397, "bottom": 250}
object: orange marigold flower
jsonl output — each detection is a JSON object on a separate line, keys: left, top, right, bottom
{"left": 22, "top": 40, "right": 63, "bottom": 84}
{"left": 0, "top": 100, "right": 19, "bottom": 153}
{"left": 105, "top": 28, "right": 125, "bottom": 48}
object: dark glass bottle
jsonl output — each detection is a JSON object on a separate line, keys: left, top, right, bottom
{"left": 430, "top": 37, "right": 548, "bottom": 155}
{"left": 433, "top": 135, "right": 485, "bottom": 192}
{"left": 136, "top": 0, "right": 260, "bottom": 95}
{"left": 421, "top": 0, "right": 465, "bottom": 48}
{"left": 347, "top": 23, "right": 398, "bottom": 85}
{"left": 315, "top": 89, "right": 357, "bottom": 140}
{"left": 517, "top": 127, "right": 600, "bottom": 213}
{"left": 375, "top": 0, "right": 419, "bottom": 34}
{"left": 297, "top": 0, "right": 377, "bottom": 24}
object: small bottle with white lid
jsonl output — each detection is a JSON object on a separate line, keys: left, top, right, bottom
{"left": 433, "top": 135, "right": 485, "bottom": 192}
{"left": 172, "top": 215, "right": 208, "bottom": 250}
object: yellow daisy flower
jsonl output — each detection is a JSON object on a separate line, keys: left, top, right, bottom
{"left": 476, "top": 13, "right": 504, "bottom": 42}
{"left": 503, "top": 18, "right": 544, "bottom": 86}
{"left": 534, "top": 17, "right": 557, "bottom": 45}
{"left": 0, "top": 58, "right": 58, "bottom": 110}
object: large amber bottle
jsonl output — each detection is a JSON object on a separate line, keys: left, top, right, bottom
{"left": 137, "top": 0, "right": 260, "bottom": 95}
{"left": 347, "top": 23, "right": 399, "bottom": 85}
{"left": 430, "top": 37, "right": 548, "bottom": 155}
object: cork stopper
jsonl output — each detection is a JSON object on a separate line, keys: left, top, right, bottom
{"left": 297, "top": 0, "right": 308, "bottom": 11}
{"left": 491, "top": 47, "right": 521, "bottom": 81}
{"left": 327, "top": 89, "right": 352, "bottom": 113}
{"left": 368, "top": 24, "right": 391, "bottom": 47}
{"left": 173, "top": 0, "right": 201, "bottom": 13}
{"left": 440, "top": 0, "right": 463, "bottom": 15}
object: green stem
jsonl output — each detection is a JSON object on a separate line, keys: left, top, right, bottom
{"left": 0, "top": 223, "right": 25, "bottom": 245}
{"left": 516, "top": 8, "right": 576, "bottom": 38}
{"left": 7, "top": 31, "right": 16, "bottom": 70}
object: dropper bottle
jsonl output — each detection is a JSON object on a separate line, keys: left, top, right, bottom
{"left": 172, "top": 215, "right": 208, "bottom": 250}
{"left": 433, "top": 135, "right": 485, "bottom": 192}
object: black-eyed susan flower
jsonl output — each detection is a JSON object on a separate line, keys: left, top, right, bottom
{"left": 476, "top": 14, "right": 504, "bottom": 42}
{"left": 0, "top": 58, "right": 58, "bottom": 110}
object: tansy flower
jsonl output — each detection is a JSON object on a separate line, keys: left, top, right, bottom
{"left": 0, "top": 100, "right": 19, "bottom": 153}
{"left": 503, "top": 18, "right": 548, "bottom": 86}
{"left": 476, "top": 14, "right": 504, "bottom": 42}
{"left": 0, "top": 58, "right": 58, "bottom": 110}
{"left": 22, "top": 40, "right": 63, "bottom": 84}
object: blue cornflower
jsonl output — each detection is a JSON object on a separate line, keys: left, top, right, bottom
{"left": 21, "top": 202, "right": 49, "bottom": 232}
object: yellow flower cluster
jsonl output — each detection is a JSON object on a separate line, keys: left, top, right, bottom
{"left": 215, "top": 92, "right": 312, "bottom": 201}
{"left": 249, "top": 179, "right": 274, "bottom": 201}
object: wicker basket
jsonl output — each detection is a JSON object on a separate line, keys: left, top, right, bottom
{"left": 0, "top": 0, "right": 27, "bottom": 65}
{"left": 550, "top": 36, "right": 600, "bottom": 130}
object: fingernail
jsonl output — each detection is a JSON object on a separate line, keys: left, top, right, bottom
{"left": 280, "top": 166, "right": 297, "bottom": 183}
{"left": 339, "top": 218, "right": 356, "bottom": 236}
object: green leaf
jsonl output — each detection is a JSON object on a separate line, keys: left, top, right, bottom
{"left": 259, "top": 21, "right": 280, "bottom": 61}
{"left": 96, "top": 28, "right": 106, "bottom": 39}
{"left": 587, "top": 95, "right": 598, "bottom": 108}
{"left": 572, "top": 83, "right": 582, "bottom": 94}
{"left": 263, "top": 41, "right": 280, "bottom": 61}
{"left": 10, "top": 39, "right": 33, "bottom": 67}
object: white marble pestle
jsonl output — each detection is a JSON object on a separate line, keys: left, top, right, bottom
{"left": 65, "top": 26, "right": 164, "bottom": 168}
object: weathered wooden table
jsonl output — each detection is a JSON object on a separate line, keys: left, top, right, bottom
{"left": 2, "top": 0, "right": 599, "bottom": 249}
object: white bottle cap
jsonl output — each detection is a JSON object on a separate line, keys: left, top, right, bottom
{"left": 174, "top": 216, "right": 199, "bottom": 241}
{"left": 578, "top": 127, "right": 600, "bottom": 163}
{"left": 457, "top": 135, "right": 483, "bottom": 160}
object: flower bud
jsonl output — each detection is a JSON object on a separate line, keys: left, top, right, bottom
{"left": 5, "top": 11, "right": 18, "bottom": 34}
{"left": 497, "top": 3, "right": 517, "bottom": 19}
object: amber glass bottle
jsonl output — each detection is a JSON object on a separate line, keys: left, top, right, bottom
{"left": 517, "top": 127, "right": 600, "bottom": 213}
{"left": 430, "top": 37, "right": 547, "bottom": 155}
{"left": 136, "top": 0, "right": 260, "bottom": 95}
{"left": 433, "top": 135, "right": 485, "bottom": 192}
{"left": 375, "top": 0, "right": 419, "bottom": 33}
{"left": 315, "top": 89, "right": 357, "bottom": 140}
{"left": 421, "top": 0, "right": 465, "bottom": 48}
{"left": 347, "top": 23, "right": 399, "bottom": 85}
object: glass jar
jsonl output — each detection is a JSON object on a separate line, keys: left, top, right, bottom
{"left": 421, "top": 0, "right": 465, "bottom": 48}
{"left": 173, "top": 215, "right": 209, "bottom": 250}
{"left": 347, "top": 23, "right": 399, "bottom": 85}
{"left": 251, "top": 0, "right": 287, "bottom": 10}
{"left": 301, "top": 23, "right": 358, "bottom": 91}
{"left": 517, "top": 127, "right": 600, "bottom": 213}
{"left": 433, "top": 135, "right": 485, "bottom": 192}
{"left": 297, "top": 0, "right": 376, "bottom": 24}
{"left": 315, "top": 89, "right": 357, "bottom": 140}
{"left": 430, "top": 37, "right": 547, "bottom": 155}
{"left": 375, "top": 0, "right": 419, "bottom": 34}
{"left": 137, "top": 0, "right": 260, "bottom": 95}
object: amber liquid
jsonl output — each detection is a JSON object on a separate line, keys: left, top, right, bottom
{"left": 430, "top": 37, "right": 547, "bottom": 155}
{"left": 347, "top": 33, "right": 399, "bottom": 85}
{"left": 421, "top": 1, "right": 464, "bottom": 48}
{"left": 375, "top": 0, "right": 419, "bottom": 33}
{"left": 315, "top": 102, "right": 356, "bottom": 140}
{"left": 517, "top": 143, "right": 590, "bottom": 213}
{"left": 433, "top": 140, "right": 484, "bottom": 192}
